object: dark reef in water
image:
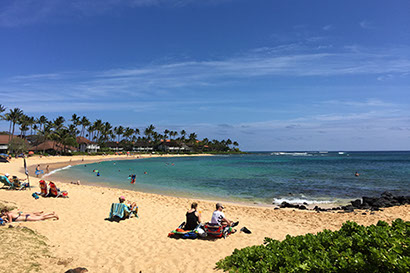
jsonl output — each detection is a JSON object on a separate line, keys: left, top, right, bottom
{"left": 278, "top": 191, "right": 410, "bottom": 213}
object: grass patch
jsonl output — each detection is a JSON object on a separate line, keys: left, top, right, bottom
{"left": 0, "top": 200, "right": 17, "bottom": 212}
{"left": 0, "top": 226, "right": 53, "bottom": 273}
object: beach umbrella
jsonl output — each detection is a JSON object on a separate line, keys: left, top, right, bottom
{"left": 28, "top": 151, "right": 34, "bottom": 155}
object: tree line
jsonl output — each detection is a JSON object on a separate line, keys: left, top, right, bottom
{"left": 0, "top": 105, "right": 240, "bottom": 154}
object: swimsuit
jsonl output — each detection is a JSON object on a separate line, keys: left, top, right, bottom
{"left": 12, "top": 212, "right": 30, "bottom": 221}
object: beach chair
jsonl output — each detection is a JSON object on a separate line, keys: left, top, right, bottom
{"left": 11, "top": 176, "right": 29, "bottom": 190}
{"left": 0, "top": 175, "right": 13, "bottom": 189}
{"left": 204, "top": 222, "right": 233, "bottom": 239}
{"left": 48, "top": 181, "right": 68, "bottom": 198}
{"left": 39, "top": 180, "right": 48, "bottom": 196}
{"left": 108, "top": 203, "right": 138, "bottom": 222}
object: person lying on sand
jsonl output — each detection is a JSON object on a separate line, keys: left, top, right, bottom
{"left": 211, "top": 203, "right": 238, "bottom": 227}
{"left": 184, "top": 202, "right": 202, "bottom": 230}
{"left": 1, "top": 209, "right": 59, "bottom": 222}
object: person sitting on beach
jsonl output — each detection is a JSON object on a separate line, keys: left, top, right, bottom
{"left": 1, "top": 209, "right": 59, "bottom": 222}
{"left": 183, "top": 202, "right": 202, "bottom": 230}
{"left": 211, "top": 203, "right": 238, "bottom": 227}
{"left": 121, "top": 197, "right": 138, "bottom": 214}
{"left": 109, "top": 196, "right": 138, "bottom": 220}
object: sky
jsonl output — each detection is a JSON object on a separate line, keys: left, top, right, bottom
{"left": 1, "top": 0, "right": 410, "bottom": 151}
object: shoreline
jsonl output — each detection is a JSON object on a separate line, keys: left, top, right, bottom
{"left": 36, "top": 155, "right": 350, "bottom": 209}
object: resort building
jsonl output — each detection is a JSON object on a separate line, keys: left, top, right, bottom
{"left": 30, "top": 140, "right": 78, "bottom": 154}
{"left": 0, "top": 135, "right": 10, "bottom": 153}
{"left": 132, "top": 141, "right": 154, "bottom": 152}
{"left": 157, "top": 140, "right": 189, "bottom": 153}
{"left": 0, "top": 135, "right": 30, "bottom": 153}
{"left": 105, "top": 141, "right": 124, "bottom": 152}
{"left": 76, "top": 137, "right": 100, "bottom": 153}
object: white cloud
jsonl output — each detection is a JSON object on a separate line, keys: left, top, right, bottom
{"left": 1, "top": 44, "right": 410, "bottom": 114}
{"left": 322, "top": 24, "right": 333, "bottom": 31}
{"left": 0, "top": 0, "right": 231, "bottom": 27}
{"left": 323, "top": 99, "right": 396, "bottom": 108}
{"left": 359, "top": 20, "right": 374, "bottom": 29}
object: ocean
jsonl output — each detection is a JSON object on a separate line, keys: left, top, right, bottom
{"left": 45, "top": 151, "right": 410, "bottom": 205}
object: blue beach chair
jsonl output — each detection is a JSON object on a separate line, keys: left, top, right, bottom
{"left": 108, "top": 203, "right": 138, "bottom": 222}
{"left": 0, "top": 175, "right": 14, "bottom": 189}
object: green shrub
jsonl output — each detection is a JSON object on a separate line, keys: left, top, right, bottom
{"left": 216, "top": 219, "right": 410, "bottom": 272}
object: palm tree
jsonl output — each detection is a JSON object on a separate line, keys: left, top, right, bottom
{"left": 80, "top": 116, "right": 90, "bottom": 138}
{"left": 18, "top": 115, "right": 30, "bottom": 137}
{"left": 71, "top": 114, "right": 80, "bottom": 126}
{"left": 171, "top": 130, "right": 178, "bottom": 139}
{"left": 41, "top": 123, "right": 53, "bottom": 154}
{"left": 124, "top": 127, "right": 134, "bottom": 141}
{"left": 53, "top": 116, "right": 66, "bottom": 131}
{"left": 7, "top": 108, "right": 24, "bottom": 141}
{"left": 59, "top": 128, "right": 77, "bottom": 153}
{"left": 0, "top": 104, "right": 6, "bottom": 118}
{"left": 70, "top": 114, "right": 80, "bottom": 136}
{"left": 68, "top": 124, "right": 79, "bottom": 136}
{"left": 144, "top": 124, "right": 156, "bottom": 141}
{"left": 93, "top": 120, "right": 103, "bottom": 141}
{"left": 114, "top": 126, "right": 124, "bottom": 143}
{"left": 38, "top": 115, "right": 48, "bottom": 132}
{"left": 99, "top": 122, "right": 112, "bottom": 143}
{"left": 164, "top": 129, "right": 170, "bottom": 139}
{"left": 188, "top": 133, "right": 197, "bottom": 143}
{"left": 134, "top": 128, "right": 140, "bottom": 140}
{"left": 180, "top": 130, "right": 186, "bottom": 141}
{"left": 87, "top": 124, "right": 96, "bottom": 141}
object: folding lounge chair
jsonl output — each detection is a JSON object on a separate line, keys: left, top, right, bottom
{"left": 11, "top": 177, "right": 29, "bottom": 190}
{"left": 48, "top": 182, "right": 68, "bottom": 198}
{"left": 204, "top": 222, "right": 233, "bottom": 239}
{"left": 39, "top": 180, "right": 48, "bottom": 197}
{"left": 0, "top": 175, "right": 13, "bottom": 189}
{"left": 108, "top": 203, "right": 138, "bottom": 222}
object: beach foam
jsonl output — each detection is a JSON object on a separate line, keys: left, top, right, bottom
{"left": 272, "top": 198, "right": 334, "bottom": 205}
{"left": 42, "top": 165, "right": 72, "bottom": 178}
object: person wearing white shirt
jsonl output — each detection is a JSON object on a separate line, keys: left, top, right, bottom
{"left": 211, "top": 203, "right": 237, "bottom": 227}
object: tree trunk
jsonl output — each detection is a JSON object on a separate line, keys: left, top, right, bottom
{"left": 8, "top": 121, "right": 12, "bottom": 141}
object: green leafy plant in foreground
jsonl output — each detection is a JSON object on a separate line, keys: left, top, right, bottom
{"left": 217, "top": 219, "right": 410, "bottom": 273}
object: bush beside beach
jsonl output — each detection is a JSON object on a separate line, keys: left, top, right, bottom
{"left": 217, "top": 219, "right": 410, "bottom": 272}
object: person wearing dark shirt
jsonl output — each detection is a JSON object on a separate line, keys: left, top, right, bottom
{"left": 184, "top": 202, "right": 202, "bottom": 230}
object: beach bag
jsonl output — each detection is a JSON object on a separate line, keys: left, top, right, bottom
{"left": 181, "top": 232, "right": 198, "bottom": 239}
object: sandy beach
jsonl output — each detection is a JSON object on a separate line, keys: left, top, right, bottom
{"left": 1, "top": 155, "right": 409, "bottom": 273}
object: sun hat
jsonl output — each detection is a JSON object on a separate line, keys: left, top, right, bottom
{"left": 119, "top": 196, "right": 125, "bottom": 200}
{"left": 5, "top": 173, "right": 9, "bottom": 177}
{"left": 216, "top": 203, "right": 224, "bottom": 209}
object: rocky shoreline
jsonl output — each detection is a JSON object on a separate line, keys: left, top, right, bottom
{"left": 279, "top": 192, "right": 410, "bottom": 213}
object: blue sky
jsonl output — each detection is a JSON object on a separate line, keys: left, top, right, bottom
{"left": 1, "top": 0, "right": 410, "bottom": 151}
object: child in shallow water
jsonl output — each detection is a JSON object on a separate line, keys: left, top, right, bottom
{"left": 0, "top": 209, "right": 59, "bottom": 222}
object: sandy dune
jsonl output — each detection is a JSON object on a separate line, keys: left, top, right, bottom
{"left": 1, "top": 155, "right": 409, "bottom": 272}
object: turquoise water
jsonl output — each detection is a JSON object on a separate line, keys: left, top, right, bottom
{"left": 46, "top": 152, "right": 410, "bottom": 205}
